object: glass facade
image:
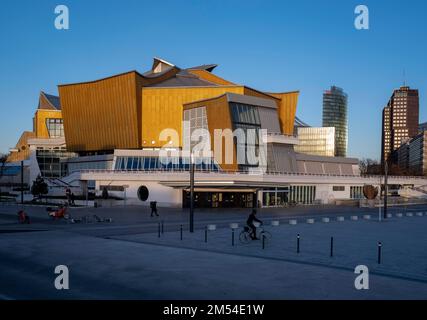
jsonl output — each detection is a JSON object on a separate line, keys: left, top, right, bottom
{"left": 289, "top": 185, "right": 316, "bottom": 204}
{"left": 183, "top": 191, "right": 255, "bottom": 208}
{"left": 322, "top": 86, "right": 348, "bottom": 157}
{"left": 229, "top": 102, "right": 261, "bottom": 171}
{"left": 262, "top": 188, "right": 289, "bottom": 207}
{"left": 114, "top": 156, "right": 219, "bottom": 171}
{"left": 46, "top": 118, "right": 64, "bottom": 138}
{"left": 36, "top": 146, "right": 75, "bottom": 177}
{"left": 350, "top": 186, "right": 363, "bottom": 199}
{"left": 295, "top": 127, "right": 335, "bottom": 156}
{"left": 183, "top": 106, "right": 210, "bottom": 151}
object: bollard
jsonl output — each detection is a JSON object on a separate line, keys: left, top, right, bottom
{"left": 297, "top": 234, "right": 300, "bottom": 253}
{"left": 377, "top": 241, "right": 382, "bottom": 264}
{"left": 161, "top": 220, "right": 164, "bottom": 234}
{"left": 232, "top": 229, "right": 235, "bottom": 246}
{"left": 262, "top": 234, "right": 265, "bottom": 250}
{"left": 180, "top": 224, "right": 183, "bottom": 241}
{"left": 205, "top": 226, "right": 208, "bottom": 243}
{"left": 330, "top": 237, "right": 334, "bottom": 257}
{"left": 289, "top": 219, "right": 297, "bottom": 225}
{"left": 158, "top": 223, "right": 161, "bottom": 238}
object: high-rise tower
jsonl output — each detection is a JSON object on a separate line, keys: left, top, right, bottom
{"left": 322, "top": 86, "right": 348, "bottom": 157}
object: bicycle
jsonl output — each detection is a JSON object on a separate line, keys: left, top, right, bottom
{"left": 239, "top": 224, "right": 272, "bottom": 244}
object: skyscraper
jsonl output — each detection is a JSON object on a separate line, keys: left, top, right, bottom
{"left": 322, "top": 86, "right": 348, "bottom": 157}
{"left": 381, "top": 86, "right": 419, "bottom": 165}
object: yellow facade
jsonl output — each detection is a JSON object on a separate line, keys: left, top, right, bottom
{"left": 6, "top": 131, "right": 36, "bottom": 162}
{"left": 59, "top": 72, "right": 141, "bottom": 152}
{"left": 183, "top": 94, "right": 238, "bottom": 171}
{"left": 141, "top": 86, "right": 245, "bottom": 148}
{"left": 34, "top": 109, "right": 63, "bottom": 138}
{"left": 268, "top": 91, "right": 300, "bottom": 135}
{"left": 54, "top": 60, "right": 300, "bottom": 153}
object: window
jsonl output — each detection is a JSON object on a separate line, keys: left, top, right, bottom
{"left": 333, "top": 186, "right": 345, "bottom": 192}
{"left": 137, "top": 186, "right": 149, "bottom": 201}
{"left": 46, "top": 118, "right": 64, "bottom": 137}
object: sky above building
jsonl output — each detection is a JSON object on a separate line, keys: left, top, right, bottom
{"left": 0, "top": 0, "right": 426, "bottom": 160}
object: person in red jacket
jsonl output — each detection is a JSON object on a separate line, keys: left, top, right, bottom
{"left": 17, "top": 210, "right": 30, "bottom": 224}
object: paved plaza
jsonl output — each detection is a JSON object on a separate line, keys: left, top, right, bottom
{"left": 0, "top": 203, "right": 426, "bottom": 299}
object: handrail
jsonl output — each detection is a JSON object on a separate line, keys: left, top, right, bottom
{"left": 74, "top": 169, "right": 427, "bottom": 180}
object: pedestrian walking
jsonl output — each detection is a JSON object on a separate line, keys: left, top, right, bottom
{"left": 150, "top": 201, "right": 159, "bottom": 217}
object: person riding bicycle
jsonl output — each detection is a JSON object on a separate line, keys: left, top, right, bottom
{"left": 246, "top": 209, "right": 263, "bottom": 240}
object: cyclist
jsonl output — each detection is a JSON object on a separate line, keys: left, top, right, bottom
{"left": 246, "top": 209, "right": 263, "bottom": 240}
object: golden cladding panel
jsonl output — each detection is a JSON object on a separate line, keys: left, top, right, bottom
{"left": 269, "top": 92, "right": 299, "bottom": 135}
{"left": 59, "top": 72, "right": 140, "bottom": 152}
{"left": 187, "top": 70, "right": 236, "bottom": 86}
{"left": 34, "top": 109, "right": 62, "bottom": 138}
{"left": 141, "top": 86, "right": 244, "bottom": 148}
{"left": 7, "top": 131, "right": 35, "bottom": 162}
{"left": 184, "top": 95, "right": 238, "bottom": 171}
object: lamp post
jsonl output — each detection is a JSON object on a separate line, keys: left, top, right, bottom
{"left": 20, "top": 160, "right": 24, "bottom": 205}
{"left": 384, "top": 160, "right": 388, "bottom": 220}
{"left": 189, "top": 153, "right": 195, "bottom": 233}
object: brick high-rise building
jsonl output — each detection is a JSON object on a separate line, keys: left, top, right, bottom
{"left": 381, "top": 86, "right": 419, "bottom": 165}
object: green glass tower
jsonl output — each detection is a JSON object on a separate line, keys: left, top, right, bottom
{"left": 322, "top": 86, "right": 348, "bottom": 157}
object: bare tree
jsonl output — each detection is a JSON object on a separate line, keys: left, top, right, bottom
{"left": 359, "top": 158, "right": 381, "bottom": 175}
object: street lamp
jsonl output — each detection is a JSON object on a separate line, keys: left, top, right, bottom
{"left": 384, "top": 160, "right": 388, "bottom": 220}
{"left": 189, "top": 152, "right": 195, "bottom": 233}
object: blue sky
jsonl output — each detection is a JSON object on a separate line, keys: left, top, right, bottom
{"left": 0, "top": 0, "right": 426, "bottom": 160}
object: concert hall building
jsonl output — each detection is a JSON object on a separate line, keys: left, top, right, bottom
{"left": 3, "top": 58, "right": 426, "bottom": 208}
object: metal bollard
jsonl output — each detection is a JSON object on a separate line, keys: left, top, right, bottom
{"left": 262, "top": 234, "right": 265, "bottom": 250}
{"left": 205, "top": 226, "right": 208, "bottom": 243}
{"left": 297, "top": 234, "right": 300, "bottom": 253}
{"left": 232, "top": 229, "right": 235, "bottom": 246}
{"left": 330, "top": 237, "right": 334, "bottom": 257}
{"left": 180, "top": 224, "right": 183, "bottom": 241}
{"left": 377, "top": 241, "right": 382, "bottom": 264}
{"left": 158, "top": 223, "right": 161, "bottom": 238}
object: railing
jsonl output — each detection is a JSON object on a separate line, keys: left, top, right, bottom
{"left": 75, "top": 168, "right": 427, "bottom": 180}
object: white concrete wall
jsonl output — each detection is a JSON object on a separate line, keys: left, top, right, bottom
{"left": 315, "top": 184, "right": 356, "bottom": 204}
{"left": 95, "top": 180, "right": 182, "bottom": 207}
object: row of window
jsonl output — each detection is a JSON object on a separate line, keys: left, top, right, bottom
{"left": 350, "top": 186, "right": 364, "bottom": 199}
{"left": 114, "top": 156, "right": 220, "bottom": 171}
{"left": 289, "top": 185, "right": 316, "bottom": 204}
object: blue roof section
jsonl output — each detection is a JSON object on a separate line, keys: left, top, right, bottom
{"left": 188, "top": 64, "right": 218, "bottom": 72}
{"left": 43, "top": 92, "right": 61, "bottom": 110}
